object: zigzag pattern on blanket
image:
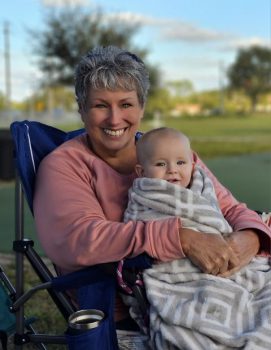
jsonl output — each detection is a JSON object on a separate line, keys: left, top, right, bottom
{"left": 124, "top": 165, "right": 232, "bottom": 235}
{"left": 144, "top": 257, "right": 271, "bottom": 350}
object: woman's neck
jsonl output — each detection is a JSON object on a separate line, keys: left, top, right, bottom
{"left": 86, "top": 136, "right": 137, "bottom": 174}
{"left": 104, "top": 148, "right": 137, "bottom": 174}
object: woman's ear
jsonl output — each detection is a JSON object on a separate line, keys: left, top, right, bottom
{"left": 78, "top": 102, "right": 87, "bottom": 123}
{"left": 135, "top": 164, "right": 144, "bottom": 177}
{"left": 139, "top": 106, "right": 145, "bottom": 121}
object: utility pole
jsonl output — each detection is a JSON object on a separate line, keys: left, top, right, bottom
{"left": 3, "top": 21, "right": 11, "bottom": 112}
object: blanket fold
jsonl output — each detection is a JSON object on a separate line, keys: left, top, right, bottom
{"left": 124, "top": 166, "right": 232, "bottom": 235}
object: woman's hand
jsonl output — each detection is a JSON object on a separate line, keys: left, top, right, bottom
{"left": 219, "top": 229, "right": 260, "bottom": 277}
{"left": 179, "top": 228, "right": 239, "bottom": 275}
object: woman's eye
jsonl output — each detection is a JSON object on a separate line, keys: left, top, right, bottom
{"left": 95, "top": 104, "right": 107, "bottom": 108}
{"left": 122, "top": 103, "right": 131, "bottom": 109}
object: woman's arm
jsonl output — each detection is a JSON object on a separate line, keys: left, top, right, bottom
{"left": 33, "top": 143, "right": 185, "bottom": 272}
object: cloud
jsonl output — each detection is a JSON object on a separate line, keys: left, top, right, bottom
{"left": 105, "top": 11, "right": 270, "bottom": 51}
{"left": 41, "top": 0, "right": 89, "bottom": 7}
{"left": 105, "top": 12, "right": 233, "bottom": 43}
{"left": 221, "top": 36, "right": 270, "bottom": 50}
{"left": 104, "top": 12, "right": 157, "bottom": 26}
{"left": 161, "top": 21, "right": 231, "bottom": 43}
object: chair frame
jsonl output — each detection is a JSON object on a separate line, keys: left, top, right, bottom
{"left": 6, "top": 121, "right": 86, "bottom": 348}
{"left": 11, "top": 171, "right": 75, "bottom": 349}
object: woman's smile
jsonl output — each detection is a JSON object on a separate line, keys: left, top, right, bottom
{"left": 103, "top": 128, "right": 126, "bottom": 137}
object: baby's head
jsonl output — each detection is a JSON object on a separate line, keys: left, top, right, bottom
{"left": 136, "top": 127, "right": 194, "bottom": 187}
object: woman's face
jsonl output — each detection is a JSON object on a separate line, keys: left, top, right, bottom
{"left": 81, "top": 89, "right": 144, "bottom": 158}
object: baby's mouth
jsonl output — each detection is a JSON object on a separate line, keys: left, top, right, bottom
{"left": 167, "top": 179, "right": 181, "bottom": 183}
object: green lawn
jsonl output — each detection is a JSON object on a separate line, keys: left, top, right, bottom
{"left": 0, "top": 182, "right": 41, "bottom": 254}
{"left": 205, "top": 153, "right": 271, "bottom": 212}
{"left": 59, "top": 113, "right": 271, "bottom": 158}
{"left": 141, "top": 114, "right": 271, "bottom": 158}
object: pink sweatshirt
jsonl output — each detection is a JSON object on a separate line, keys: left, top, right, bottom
{"left": 34, "top": 133, "right": 271, "bottom": 273}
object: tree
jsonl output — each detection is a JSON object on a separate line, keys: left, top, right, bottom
{"left": 145, "top": 87, "right": 174, "bottom": 119}
{"left": 29, "top": 6, "right": 160, "bottom": 93}
{"left": 166, "top": 80, "right": 194, "bottom": 97}
{"left": 227, "top": 46, "right": 271, "bottom": 111}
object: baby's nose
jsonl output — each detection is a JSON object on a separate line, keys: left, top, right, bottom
{"left": 168, "top": 164, "right": 178, "bottom": 173}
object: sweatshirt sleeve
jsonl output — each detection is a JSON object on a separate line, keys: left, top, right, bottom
{"left": 33, "top": 148, "right": 184, "bottom": 271}
{"left": 195, "top": 154, "right": 271, "bottom": 254}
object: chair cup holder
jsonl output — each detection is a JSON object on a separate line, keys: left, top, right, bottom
{"left": 65, "top": 309, "right": 113, "bottom": 350}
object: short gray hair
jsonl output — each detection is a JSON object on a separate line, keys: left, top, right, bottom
{"left": 75, "top": 46, "right": 150, "bottom": 112}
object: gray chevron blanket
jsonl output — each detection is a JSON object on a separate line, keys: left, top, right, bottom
{"left": 123, "top": 166, "right": 271, "bottom": 349}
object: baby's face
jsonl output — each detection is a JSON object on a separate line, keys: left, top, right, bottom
{"left": 139, "top": 136, "right": 194, "bottom": 187}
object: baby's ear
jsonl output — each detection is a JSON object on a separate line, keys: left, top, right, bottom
{"left": 192, "top": 161, "right": 196, "bottom": 172}
{"left": 135, "top": 164, "right": 144, "bottom": 177}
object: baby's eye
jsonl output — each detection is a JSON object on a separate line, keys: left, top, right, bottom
{"left": 155, "top": 162, "right": 166, "bottom": 167}
{"left": 177, "top": 160, "right": 185, "bottom": 166}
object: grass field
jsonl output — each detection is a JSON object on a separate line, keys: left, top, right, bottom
{"left": 141, "top": 113, "right": 271, "bottom": 158}
{"left": 59, "top": 113, "right": 271, "bottom": 157}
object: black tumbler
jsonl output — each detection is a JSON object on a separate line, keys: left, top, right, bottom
{"left": 68, "top": 309, "right": 105, "bottom": 335}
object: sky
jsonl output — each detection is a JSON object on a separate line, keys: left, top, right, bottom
{"left": 0, "top": 0, "right": 270, "bottom": 102}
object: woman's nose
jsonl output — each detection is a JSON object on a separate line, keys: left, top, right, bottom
{"left": 107, "top": 107, "right": 121, "bottom": 125}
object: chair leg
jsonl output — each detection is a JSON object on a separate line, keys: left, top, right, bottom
{"left": 13, "top": 174, "right": 69, "bottom": 349}
{"left": 14, "top": 174, "right": 25, "bottom": 350}
{"left": 13, "top": 175, "right": 49, "bottom": 349}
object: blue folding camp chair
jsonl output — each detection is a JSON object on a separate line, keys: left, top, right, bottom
{"left": 3, "top": 120, "right": 152, "bottom": 350}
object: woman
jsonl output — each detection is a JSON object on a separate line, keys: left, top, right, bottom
{"left": 33, "top": 46, "right": 271, "bottom": 325}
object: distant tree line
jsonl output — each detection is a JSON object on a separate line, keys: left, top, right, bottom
{"left": 28, "top": 4, "right": 271, "bottom": 114}
{"left": 1, "top": 4, "right": 270, "bottom": 115}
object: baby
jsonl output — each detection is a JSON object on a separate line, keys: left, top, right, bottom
{"left": 120, "top": 127, "right": 271, "bottom": 350}
{"left": 124, "top": 127, "right": 231, "bottom": 233}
